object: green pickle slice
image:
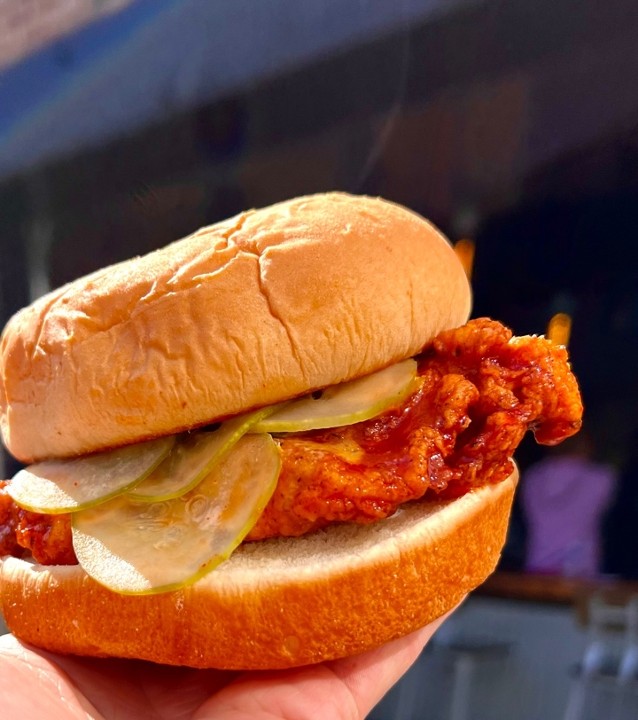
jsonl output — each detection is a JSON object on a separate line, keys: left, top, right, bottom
{"left": 7, "top": 437, "right": 174, "bottom": 514}
{"left": 128, "top": 409, "right": 270, "bottom": 502}
{"left": 71, "top": 433, "right": 281, "bottom": 595}
{"left": 252, "top": 358, "right": 418, "bottom": 433}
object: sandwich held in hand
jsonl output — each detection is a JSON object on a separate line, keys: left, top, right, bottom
{"left": 0, "top": 192, "right": 582, "bottom": 669}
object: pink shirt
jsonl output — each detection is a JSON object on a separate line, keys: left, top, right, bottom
{"left": 521, "top": 455, "right": 617, "bottom": 577}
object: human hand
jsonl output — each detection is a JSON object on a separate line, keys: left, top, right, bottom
{"left": 0, "top": 612, "right": 449, "bottom": 720}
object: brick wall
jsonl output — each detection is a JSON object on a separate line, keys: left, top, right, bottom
{"left": 0, "top": 0, "right": 133, "bottom": 70}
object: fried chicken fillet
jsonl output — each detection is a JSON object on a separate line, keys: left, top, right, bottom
{"left": 0, "top": 318, "right": 582, "bottom": 564}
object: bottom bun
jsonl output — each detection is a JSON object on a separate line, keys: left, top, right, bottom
{"left": 0, "top": 470, "right": 516, "bottom": 669}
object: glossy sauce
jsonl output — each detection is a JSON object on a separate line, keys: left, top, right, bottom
{"left": 248, "top": 318, "right": 583, "bottom": 540}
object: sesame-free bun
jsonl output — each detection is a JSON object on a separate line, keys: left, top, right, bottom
{"left": 0, "top": 470, "right": 515, "bottom": 669}
{"left": 0, "top": 192, "right": 471, "bottom": 463}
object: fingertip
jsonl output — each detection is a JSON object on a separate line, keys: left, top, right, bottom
{"left": 327, "top": 601, "right": 465, "bottom": 717}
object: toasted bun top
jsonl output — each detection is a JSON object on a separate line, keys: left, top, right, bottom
{"left": 0, "top": 192, "right": 471, "bottom": 462}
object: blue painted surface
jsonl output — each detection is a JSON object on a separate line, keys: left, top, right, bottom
{"left": 0, "top": 0, "right": 460, "bottom": 177}
{"left": 0, "top": 0, "right": 177, "bottom": 136}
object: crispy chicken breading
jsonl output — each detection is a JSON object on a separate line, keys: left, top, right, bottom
{"left": 248, "top": 318, "right": 582, "bottom": 539}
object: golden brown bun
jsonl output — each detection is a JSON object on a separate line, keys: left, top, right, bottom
{"left": 0, "top": 470, "right": 515, "bottom": 670}
{"left": 0, "top": 192, "right": 471, "bottom": 463}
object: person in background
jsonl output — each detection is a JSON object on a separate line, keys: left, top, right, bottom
{"left": 521, "top": 430, "right": 617, "bottom": 578}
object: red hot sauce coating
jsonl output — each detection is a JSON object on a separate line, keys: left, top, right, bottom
{"left": 248, "top": 318, "right": 582, "bottom": 540}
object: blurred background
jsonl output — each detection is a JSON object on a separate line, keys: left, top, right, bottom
{"left": 1, "top": 1, "right": 637, "bottom": 718}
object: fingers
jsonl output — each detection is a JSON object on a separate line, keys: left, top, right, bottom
{"left": 13, "top": 637, "right": 237, "bottom": 720}
{"left": 0, "top": 634, "right": 103, "bottom": 720}
{"left": 325, "top": 611, "right": 453, "bottom": 718}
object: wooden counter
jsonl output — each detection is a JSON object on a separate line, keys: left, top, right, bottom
{"left": 478, "top": 570, "right": 638, "bottom": 607}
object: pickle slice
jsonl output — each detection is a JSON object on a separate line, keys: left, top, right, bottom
{"left": 7, "top": 437, "right": 174, "bottom": 514}
{"left": 128, "top": 409, "right": 270, "bottom": 502}
{"left": 72, "top": 433, "right": 281, "bottom": 595}
{"left": 252, "top": 358, "right": 418, "bottom": 433}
